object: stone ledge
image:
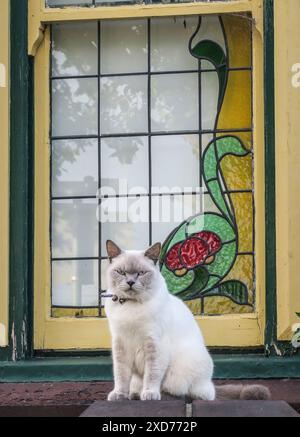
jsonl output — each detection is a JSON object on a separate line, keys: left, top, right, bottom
{"left": 80, "top": 400, "right": 186, "bottom": 418}
{"left": 80, "top": 400, "right": 300, "bottom": 418}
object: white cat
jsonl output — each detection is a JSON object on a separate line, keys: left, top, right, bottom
{"left": 105, "top": 240, "right": 270, "bottom": 402}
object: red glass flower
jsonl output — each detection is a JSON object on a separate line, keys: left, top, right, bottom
{"left": 165, "top": 231, "right": 222, "bottom": 276}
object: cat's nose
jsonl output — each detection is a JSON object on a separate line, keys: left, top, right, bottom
{"left": 127, "top": 280, "right": 135, "bottom": 288}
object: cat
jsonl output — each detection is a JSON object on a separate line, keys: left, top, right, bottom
{"left": 105, "top": 240, "right": 271, "bottom": 402}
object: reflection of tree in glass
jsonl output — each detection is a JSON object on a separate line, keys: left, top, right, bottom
{"left": 53, "top": 78, "right": 97, "bottom": 136}
{"left": 52, "top": 199, "right": 98, "bottom": 259}
{"left": 52, "top": 23, "right": 98, "bottom": 77}
{"left": 52, "top": 139, "right": 98, "bottom": 259}
{"left": 105, "top": 137, "right": 144, "bottom": 165}
{"left": 52, "top": 140, "right": 86, "bottom": 180}
{"left": 52, "top": 139, "right": 89, "bottom": 179}
{"left": 100, "top": 77, "right": 147, "bottom": 134}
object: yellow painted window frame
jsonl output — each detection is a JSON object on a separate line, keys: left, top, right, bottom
{"left": 30, "top": 0, "right": 266, "bottom": 350}
{"left": 0, "top": 0, "right": 9, "bottom": 348}
{"left": 275, "top": 0, "right": 300, "bottom": 342}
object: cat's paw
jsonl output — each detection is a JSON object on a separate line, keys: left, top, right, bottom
{"left": 140, "top": 389, "right": 161, "bottom": 401}
{"left": 107, "top": 390, "right": 129, "bottom": 402}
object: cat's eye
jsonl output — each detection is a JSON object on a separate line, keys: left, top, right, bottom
{"left": 116, "top": 269, "right": 126, "bottom": 276}
{"left": 138, "top": 271, "right": 147, "bottom": 276}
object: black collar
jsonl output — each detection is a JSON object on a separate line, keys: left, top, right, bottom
{"left": 112, "top": 295, "right": 128, "bottom": 305}
{"left": 101, "top": 293, "right": 129, "bottom": 305}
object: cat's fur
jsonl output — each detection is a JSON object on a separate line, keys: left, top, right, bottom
{"left": 105, "top": 240, "right": 270, "bottom": 402}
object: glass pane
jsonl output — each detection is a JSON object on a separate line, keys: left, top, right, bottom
{"left": 52, "top": 260, "right": 98, "bottom": 307}
{"left": 49, "top": 14, "right": 255, "bottom": 320}
{"left": 202, "top": 134, "right": 214, "bottom": 150}
{"left": 101, "top": 259, "right": 109, "bottom": 291}
{"left": 101, "top": 197, "right": 149, "bottom": 253}
{"left": 152, "top": 194, "right": 201, "bottom": 244}
{"left": 52, "top": 22, "right": 98, "bottom": 77}
{"left": 52, "top": 139, "right": 98, "bottom": 197}
{"left": 52, "top": 78, "right": 98, "bottom": 137}
{"left": 193, "top": 16, "right": 226, "bottom": 56}
{"left": 100, "top": 76, "right": 147, "bottom": 134}
{"left": 217, "top": 71, "right": 252, "bottom": 130}
{"left": 220, "top": 152, "right": 253, "bottom": 191}
{"left": 101, "top": 137, "right": 149, "bottom": 195}
{"left": 52, "top": 307, "right": 99, "bottom": 318}
{"left": 204, "top": 255, "right": 254, "bottom": 315}
{"left": 52, "top": 199, "right": 98, "bottom": 258}
{"left": 222, "top": 15, "right": 252, "bottom": 68}
{"left": 201, "top": 72, "right": 219, "bottom": 130}
{"left": 151, "top": 73, "right": 198, "bottom": 132}
{"left": 151, "top": 17, "right": 198, "bottom": 72}
{"left": 230, "top": 192, "right": 253, "bottom": 253}
{"left": 151, "top": 135, "right": 199, "bottom": 194}
{"left": 101, "top": 20, "right": 147, "bottom": 74}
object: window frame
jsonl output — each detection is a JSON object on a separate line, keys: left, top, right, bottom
{"left": 0, "top": 0, "right": 9, "bottom": 348}
{"left": 31, "top": 0, "right": 266, "bottom": 350}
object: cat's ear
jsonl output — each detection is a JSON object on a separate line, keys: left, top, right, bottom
{"left": 144, "top": 242, "right": 161, "bottom": 265}
{"left": 106, "top": 240, "right": 122, "bottom": 262}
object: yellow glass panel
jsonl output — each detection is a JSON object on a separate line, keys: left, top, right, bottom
{"left": 218, "top": 71, "right": 252, "bottom": 130}
{"left": 224, "top": 255, "right": 254, "bottom": 297}
{"left": 222, "top": 14, "right": 252, "bottom": 68}
{"left": 204, "top": 255, "right": 254, "bottom": 315}
{"left": 220, "top": 154, "right": 253, "bottom": 191}
{"left": 230, "top": 192, "right": 253, "bottom": 253}
{"left": 204, "top": 296, "right": 252, "bottom": 315}
{"left": 186, "top": 299, "right": 202, "bottom": 315}
{"left": 52, "top": 307, "right": 99, "bottom": 318}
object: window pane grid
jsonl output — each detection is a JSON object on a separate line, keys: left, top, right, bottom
{"left": 50, "top": 16, "right": 254, "bottom": 317}
{"left": 51, "top": 66, "right": 253, "bottom": 81}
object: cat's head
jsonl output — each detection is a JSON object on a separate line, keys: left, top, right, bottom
{"left": 106, "top": 240, "right": 162, "bottom": 302}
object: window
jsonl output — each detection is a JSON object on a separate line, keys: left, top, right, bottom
{"left": 33, "top": 0, "right": 265, "bottom": 350}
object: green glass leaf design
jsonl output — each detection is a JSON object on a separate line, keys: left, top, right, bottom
{"left": 177, "top": 267, "right": 209, "bottom": 301}
{"left": 203, "top": 136, "right": 250, "bottom": 227}
{"left": 161, "top": 264, "right": 195, "bottom": 296}
{"left": 205, "top": 280, "right": 250, "bottom": 306}
{"left": 296, "top": 313, "right": 300, "bottom": 318}
{"left": 190, "top": 39, "right": 227, "bottom": 107}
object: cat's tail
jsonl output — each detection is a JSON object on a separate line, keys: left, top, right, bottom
{"left": 215, "top": 384, "right": 271, "bottom": 401}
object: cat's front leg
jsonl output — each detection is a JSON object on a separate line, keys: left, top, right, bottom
{"left": 108, "top": 337, "right": 133, "bottom": 401}
{"left": 140, "top": 337, "right": 166, "bottom": 401}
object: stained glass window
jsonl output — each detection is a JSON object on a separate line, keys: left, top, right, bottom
{"left": 50, "top": 15, "right": 254, "bottom": 318}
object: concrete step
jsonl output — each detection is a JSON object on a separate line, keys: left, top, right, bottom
{"left": 80, "top": 400, "right": 186, "bottom": 417}
{"left": 80, "top": 400, "right": 299, "bottom": 418}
